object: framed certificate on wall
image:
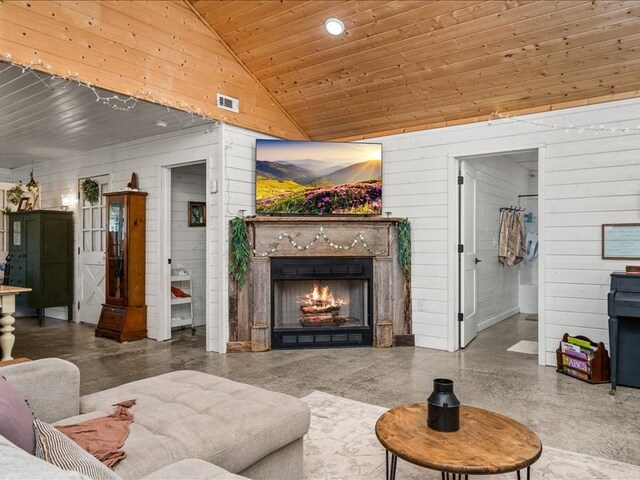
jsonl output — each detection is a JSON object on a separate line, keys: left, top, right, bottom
{"left": 602, "top": 223, "right": 640, "bottom": 260}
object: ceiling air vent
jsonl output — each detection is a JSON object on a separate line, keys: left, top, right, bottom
{"left": 216, "top": 93, "right": 239, "bottom": 113}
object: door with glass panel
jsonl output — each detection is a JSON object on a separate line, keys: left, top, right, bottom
{"left": 77, "top": 175, "right": 109, "bottom": 324}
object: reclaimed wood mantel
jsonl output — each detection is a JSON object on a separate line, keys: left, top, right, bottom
{"left": 228, "top": 216, "right": 412, "bottom": 352}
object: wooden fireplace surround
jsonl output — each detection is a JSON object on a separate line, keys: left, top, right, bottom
{"left": 227, "top": 216, "right": 412, "bottom": 352}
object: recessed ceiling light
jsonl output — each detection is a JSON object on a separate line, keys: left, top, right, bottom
{"left": 325, "top": 18, "right": 345, "bottom": 36}
{"left": 155, "top": 120, "right": 168, "bottom": 128}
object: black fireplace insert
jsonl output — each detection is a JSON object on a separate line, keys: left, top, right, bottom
{"left": 271, "top": 257, "right": 373, "bottom": 348}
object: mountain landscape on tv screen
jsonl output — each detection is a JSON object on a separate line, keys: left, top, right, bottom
{"left": 255, "top": 141, "right": 382, "bottom": 215}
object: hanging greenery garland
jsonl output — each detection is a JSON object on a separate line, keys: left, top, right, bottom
{"left": 397, "top": 218, "right": 411, "bottom": 276}
{"left": 229, "top": 216, "right": 409, "bottom": 286}
{"left": 229, "top": 216, "right": 251, "bottom": 286}
{"left": 7, "top": 184, "right": 24, "bottom": 206}
{"left": 80, "top": 178, "right": 100, "bottom": 205}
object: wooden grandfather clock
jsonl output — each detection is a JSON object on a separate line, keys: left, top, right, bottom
{"left": 95, "top": 191, "right": 147, "bottom": 342}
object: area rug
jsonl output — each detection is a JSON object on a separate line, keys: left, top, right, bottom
{"left": 507, "top": 340, "right": 538, "bottom": 355}
{"left": 301, "top": 390, "right": 640, "bottom": 480}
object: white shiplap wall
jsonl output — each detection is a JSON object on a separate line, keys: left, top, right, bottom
{"left": 13, "top": 125, "right": 219, "bottom": 344}
{"left": 373, "top": 96, "right": 640, "bottom": 364}
{"left": 171, "top": 163, "right": 206, "bottom": 328}
{"left": 214, "top": 124, "right": 278, "bottom": 353}
{"left": 465, "top": 155, "right": 529, "bottom": 331}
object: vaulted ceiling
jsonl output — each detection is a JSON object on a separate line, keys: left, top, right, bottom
{"left": 190, "top": 0, "right": 640, "bottom": 140}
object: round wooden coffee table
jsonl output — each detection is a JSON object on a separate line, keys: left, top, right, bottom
{"left": 375, "top": 403, "right": 542, "bottom": 480}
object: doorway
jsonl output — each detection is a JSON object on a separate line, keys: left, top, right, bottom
{"left": 457, "top": 149, "right": 540, "bottom": 351}
{"left": 77, "top": 174, "right": 110, "bottom": 324}
{"left": 167, "top": 163, "right": 207, "bottom": 337}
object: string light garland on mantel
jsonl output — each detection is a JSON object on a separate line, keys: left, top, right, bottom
{"left": 0, "top": 52, "right": 211, "bottom": 122}
{"left": 488, "top": 111, "right": 640, "bottom": 135}
{"left": 251, "top": 226, "right": 387, "bottom": 257}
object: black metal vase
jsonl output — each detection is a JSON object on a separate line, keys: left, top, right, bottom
{"left": 427, "top": 378, "right": 460, "bottom": 432}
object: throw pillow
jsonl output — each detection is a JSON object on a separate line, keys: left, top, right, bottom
{"left": 33, "top": 419, "right": 120, "bottom": 480}
{"left": 0, "top": 376, "right": 35, "bottom": 454}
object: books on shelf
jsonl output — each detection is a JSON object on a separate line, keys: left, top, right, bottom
{"left": 566, "top": 335, "right": 593, "bottom": 349}
{"left": 560, "top": 352, "right": 591, "bottom": 375}
{"left": 560, "top": 340, "right": 595, "bottom": 360}
{"left": 562, "top": 367, "right": 590, "bottom": 382}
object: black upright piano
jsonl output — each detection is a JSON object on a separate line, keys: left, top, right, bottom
{"left": 608, "top": 272, "right": 640, "bottom": 392}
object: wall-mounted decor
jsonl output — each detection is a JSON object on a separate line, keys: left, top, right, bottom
{"left": 602, "top": 223, "right": 640, "bottom": 260}
{"left": 80, "top": 178, "right": 100, "bottom": 205}
{"left": 189, "top": 202, "right": 206, "bottom": 227}
{"left": 255, "top": 139, "right": 382, "bottom": 215}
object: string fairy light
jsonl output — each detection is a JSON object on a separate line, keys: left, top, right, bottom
{"left": 251, "top": 226, "right": 387, "bottom": 257}
{"left": 0, "top": 52, "right": 214, "bottom": 123}
{"left": 488, "top": 111, "right": 640, "bottom": 135}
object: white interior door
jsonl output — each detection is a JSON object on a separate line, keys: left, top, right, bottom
{"left": 77, "top": 175, "right": 110, "bottom": 324}
{"left": 460, "top": 161, "right": 479, "bottom": 347}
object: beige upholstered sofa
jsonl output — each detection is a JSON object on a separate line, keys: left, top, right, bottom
{"left": 0, "top": 358, "right": 310, "bottom": 479}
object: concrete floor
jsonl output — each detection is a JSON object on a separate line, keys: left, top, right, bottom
{"left": 8, "top": 313, "right": 640, "bottom": 466}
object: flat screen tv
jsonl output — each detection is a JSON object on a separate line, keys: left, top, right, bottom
{"left": 255, "top": 139, "right": 382, "bottom": 215}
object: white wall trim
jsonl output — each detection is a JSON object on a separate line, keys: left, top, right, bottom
{"left": 537, "top": 146, "right": 547, "bottom": 366}
{"left": 205, "top": 151, "right": 213, "bottom": 352}
{"left": 158, "top": 166, "right": 172, "bottom": 341}
{"left": 157, "top": 157, "right": 212, "bottom": 343}
{"left": 477, "top": 307, "right": 521, "bottom": 332}
{"left": 447, "top": 154, "right": 459, "bottom": 352}
{"left": 215, "top": 122, "right": 228, "bottom": 354}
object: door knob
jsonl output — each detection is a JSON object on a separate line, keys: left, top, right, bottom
{"left": 475, "top": 258, "right": 482, "bottom": 264}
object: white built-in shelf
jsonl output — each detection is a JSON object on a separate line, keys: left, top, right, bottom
{"left": 171, "top": 297, "right": 191, "bottom": 306}
{"left": 171, "top": 274, "right": 191, "bottom": 281}
{"left": 171, "top": 274, "right": 194, "bottom": 331}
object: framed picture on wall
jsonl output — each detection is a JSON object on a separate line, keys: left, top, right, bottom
{"left": 188, "top": 201, "right": 205, "bottom": 227}
{"left": 602, "top": 223, "right": 640, "bottom": 259}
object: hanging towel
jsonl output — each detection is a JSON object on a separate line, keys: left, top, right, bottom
{"left": 499, "top": 210, "right": 526, "bottom": 266}
{"left": 511, "top": 211, "right": 526, "bottom": 265}
{"left": 498, "top": 209, "right": 511, "bottom": 261}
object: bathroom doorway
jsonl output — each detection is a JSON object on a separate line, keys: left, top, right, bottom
{"left": 457, "top": 149, "right": 540, "bottom": 352}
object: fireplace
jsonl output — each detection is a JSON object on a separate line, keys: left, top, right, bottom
{"left": 227, "top": 217, "right": 412, "bottom": 352}
{"left": 271, "top": 258, "right": 373, "bottom": 348}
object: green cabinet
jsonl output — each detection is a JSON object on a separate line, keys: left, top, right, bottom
{"left": 8, "top": 211, "right": 73, "bottom": 325}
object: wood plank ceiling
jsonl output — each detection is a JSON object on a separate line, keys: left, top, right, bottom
{"left": 0, "top": 62, "right": 210, "bottom": 168}
{"left": 190, "top": 0, "right": 640, "bottom": 140}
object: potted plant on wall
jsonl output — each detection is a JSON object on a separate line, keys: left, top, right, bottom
{"left": 80, "top": 178, "right": 100, "bottom": 205}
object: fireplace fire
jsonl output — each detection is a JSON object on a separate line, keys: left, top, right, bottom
{"left": 299, "top": 284, "right": 347, "bottom": 326}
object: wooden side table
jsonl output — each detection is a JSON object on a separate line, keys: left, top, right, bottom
{"left": 375, "top": 403, "right": 542, "bottom": 480}
{"left": 0, "top": 357, "right": 30, "bottom": 368}
{"left": 0, "top": 286, "right": 32, "bottom": 361}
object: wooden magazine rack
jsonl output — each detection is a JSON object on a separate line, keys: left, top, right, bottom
{"left": 556, "top": 333, "right": 610, "bottom": 384}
